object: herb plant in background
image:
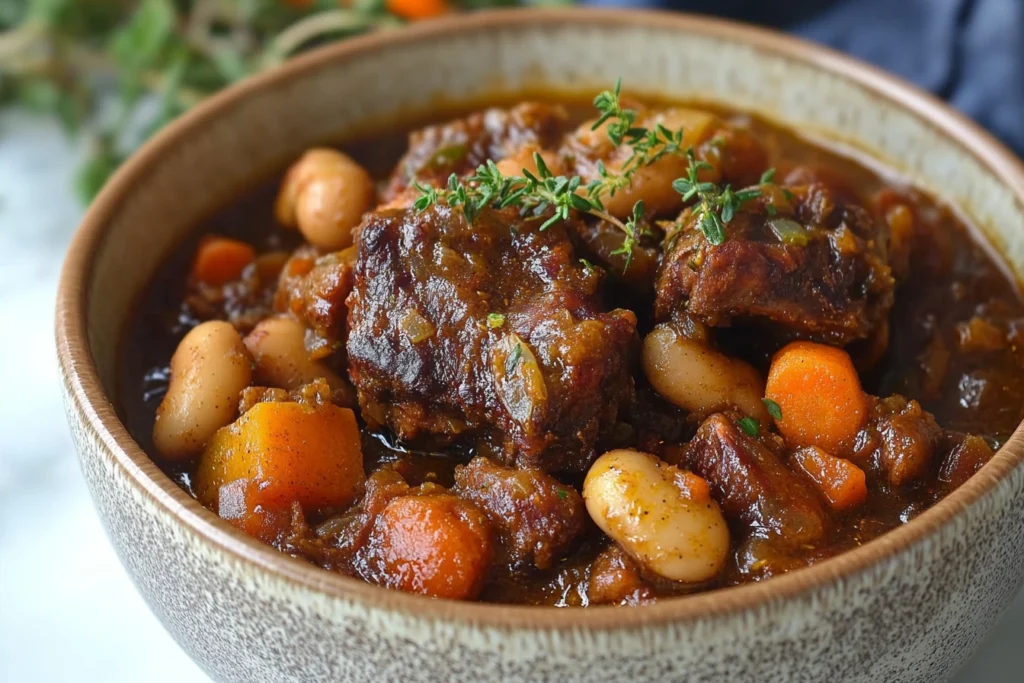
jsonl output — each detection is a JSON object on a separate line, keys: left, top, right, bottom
{"left": 0, "top": 0, "right": 545, "bottom": 203}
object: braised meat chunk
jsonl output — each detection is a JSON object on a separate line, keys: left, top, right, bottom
{"left": 383, "top": 102, "right": 569, "bottom": 202}
{"left": 274, "top": 245, "right": 356, "bottom": 353}
{"left": 656, "top": 183, "right": 895, "bottom": 346}
{"left": 453, "top": 456, "right": 586, "bottom": 570}
{"left": 684, "top": 412, "right": 827, "bottom": 545}
{"left": 346, "top": 203, "right": 637, "bottom": 472}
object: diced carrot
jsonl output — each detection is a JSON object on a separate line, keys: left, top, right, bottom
{"left": 386, "top": 0, "right": 448, "bottom": 21}
{"left": 192, "top": 236, "right": 256, "bottom": 287}
{"left": 367, "top": 494, "right": 492, "bottom": 600}
{"left": 216, "top": 478, "right": 293, "bottom": 544}
{"left": 676, "top": 470, "right": 712, "bottom": 503}
{"left": 195, "top": 401, "right": 365, "bottom": 513}
{"left": 765, "top": 341, "right": 870, "bottom": 454}
{"left": 791, "top": 446, "right": 868, "bottom": 512}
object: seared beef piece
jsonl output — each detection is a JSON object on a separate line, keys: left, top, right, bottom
{"left": 656, "top": 183, "right": 895, "bottom": 346}
{"left": 852, "top": 395, "right": 944, "bottom": 487}
{"left": 274, "top": 245, "right": 356, "bottom": 355}
{"left": 684, "top": 412, "right": 827, "bottom": 545}
{"left": 346, "top": 204, "right": 637, "bottom": 472}
{"left": 586, "top": 544, "right": 656, "bottom": 606}
{"left": 452, "top": 456, "right": 585, "bottom": 570}
{"left": 383, "top": 103, "right": 569, "bottom": 202}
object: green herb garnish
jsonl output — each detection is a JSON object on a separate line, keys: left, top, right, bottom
{"left": 737, "top": 416, "right": 760, "bottom": 437}
{"left": 762, "top": 398, "right": 783, "bottom": 421}
{"left": 414, "top": 80, "right": 758, "bottom": 266}
{"left": 487, "top": 313, "right": 505, "bottom": 329}
{"left": 672, "top": 152, "right": 762, "bottom": 246}
{"left": 557, "top": 489, "right": 569, "bottom": 501}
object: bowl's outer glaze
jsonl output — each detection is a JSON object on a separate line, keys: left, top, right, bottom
{"left": 57, "top": 9, "right": 1024, "bottom": 683}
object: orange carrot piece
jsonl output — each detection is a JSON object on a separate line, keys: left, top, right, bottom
{"left": 765, "top": 341, "right": 869, "bottom": 454}
{"left": 386, "top": 0, "right": 448, "bottom": 21}
{"left": 195, "top": 401, "right": 365, "bottom": 512}
{"left": 368, "top": 494, "right": 492, "bottom": 600}
{"left": 191, "top": 236, "right": 256, "bottom": 287}
{"left": 676, "top": 470, "right": 712, "bottom": 503}
{"left": 791, "top": 446, "right": 868, "bottom": 512}
{"left": 216, "top": 478, "right": 293, "bottom": 544}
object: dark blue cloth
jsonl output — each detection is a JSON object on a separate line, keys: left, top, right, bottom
{"left": 585, "top": 0, "right": 1024, "bottom": 158}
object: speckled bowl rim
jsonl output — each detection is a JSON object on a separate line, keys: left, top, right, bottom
{"left": 56, "top": 8, "right": 1024, "bottom": 631}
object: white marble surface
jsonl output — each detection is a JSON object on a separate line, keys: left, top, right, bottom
{"left": 0, "top": 111, "right": 1021, "bottom": 682}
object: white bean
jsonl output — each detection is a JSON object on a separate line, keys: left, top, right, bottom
{"left": 642, "top": 323, "right": 769, "bottom": 422}
{"left": 153, "top": 320, "right": 252, "bottom": 462}
{"left": 243, "top": 315, "right": 344, "bottom": 391}
{"left": 275, "top": 148, "right": 375, "bottom": 251}
{"left": 584, "top": 449, "right": 730, "bottom": 583}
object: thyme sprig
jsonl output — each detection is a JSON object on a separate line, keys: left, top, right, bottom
{"left": 413, "top": 153, "right": 649, "bottom": 272}
{"left": 414, "top": 79, "right": 765, "bottom": 264}
{"left": 672, "top": 151, "right": 763, "bottom": 246}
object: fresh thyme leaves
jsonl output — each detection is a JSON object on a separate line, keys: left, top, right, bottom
{"left": 413, "top": 80, "right": 769, "bottom": 258}
{"left": 557, "top": 489, "right": 569, "bottom": 501}
{"left": 762, "top": 398, "right": 783, "bottom": 421}
{"left": 672, "top": 150, "right": 762, "bottom": 246}
{"left": 760, "top": 167, "right": 777, "bottom": 184}
{"left": 591, "top": 79, "right": 685, "bottom": 176}
{"left": 487, "top": 313, "right": 506, "bottom": 329}
{"left": 414, "top": 153, "right": 645, "bottom": 273}
{"left": 413, "top": 81, "right": 680, "bottom": 271}
{"left": 737, "top": 416, "right": 760, "bottom": 437}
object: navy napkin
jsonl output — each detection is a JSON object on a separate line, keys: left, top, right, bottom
{"left": 584, "top": 0, "right": 1024, "bottom": 158}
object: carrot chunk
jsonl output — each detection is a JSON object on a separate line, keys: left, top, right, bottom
{"left": 191, "top": 236, "right": 256, "bottom": 287}
{"left": 765, "top": 341, "right": 869, "bottom": 453}
{"left": 367, "top": 494, "right": 492, "bottom": 600}
{"left": 675, "top": 470, "right": 712, "bottom": 503}
{"left": 216, "top": 478, "right": 293, "bottom": 544}
{"left": 195, "top": 401, "right": 365, "bottom": 513}
{"left": 386, "top": 0, "right": 448, "bottom": 20}
{"left": 791, "top": 446, "right": 868, "bottom": 512}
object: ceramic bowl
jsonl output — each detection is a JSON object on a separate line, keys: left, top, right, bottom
{"left": 56, "top": 9, "right": 1024, "bottom": 683}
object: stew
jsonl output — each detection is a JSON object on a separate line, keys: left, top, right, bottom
{"left": 120, "top": 86, "right": 1024, "bottom": 605}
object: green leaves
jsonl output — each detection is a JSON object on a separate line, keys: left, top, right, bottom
{"left": 610, "top": 200, "right": 644, "bottom": 273}
{"left": 5, "top": 0, "right": 515, "bottom": 206}
{"left": 109, "top": 0, "right": 176, "bottom": 73}
{"left": 737, "top": 416, "right": 760, "bottom": 437}
{"left": 762, "top": 398, "right": 783, "bottom": 421}
{"left": 671, "top": 150, "right": 762, "bottom": 246}
{"left": 591, "top": 78, "right": 635, "bottom": 146}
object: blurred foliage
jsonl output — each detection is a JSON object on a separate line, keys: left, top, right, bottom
{"left": 0, "top": 0, "right": 549, "bottom": 202}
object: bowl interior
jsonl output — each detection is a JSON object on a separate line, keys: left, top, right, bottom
{"left": 71, "top": 9, "right": 1024, "bottom": 621}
